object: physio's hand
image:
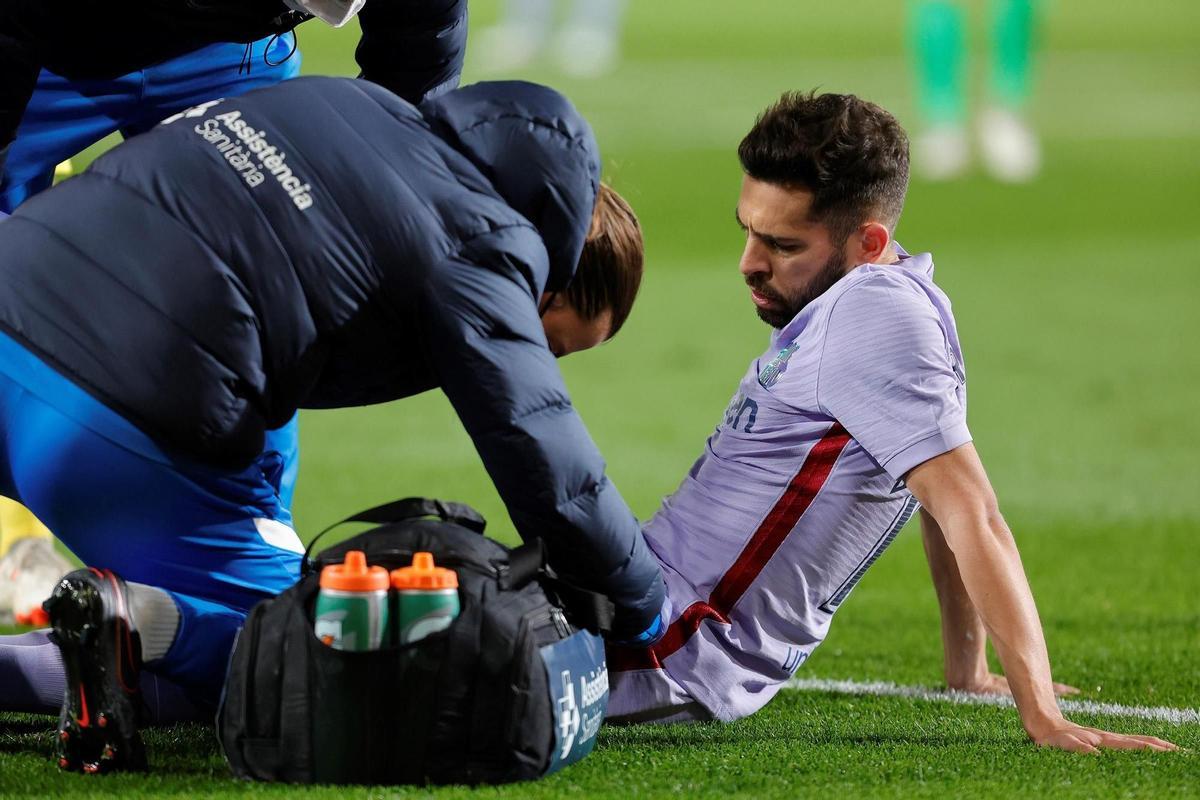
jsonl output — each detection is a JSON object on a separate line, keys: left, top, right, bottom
{"left": 950, "top": 672, "right": 1079, "bottom": 697}
{"left": 1028, "top": 718, "right": 1178, "bottom": 754}
{"left": 610, "top": 609, "right": 666, "bottom": 648}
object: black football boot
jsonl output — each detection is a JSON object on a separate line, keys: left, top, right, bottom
{"left": 44, "top": 568, "right": 148, "bottom": 773}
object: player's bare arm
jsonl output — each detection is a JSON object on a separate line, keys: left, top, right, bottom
{"left": 906, "top": 444, "right": 1177, "bottom": 753}
{"left": 919, "top": 508, "right": 1079, "bottom": 697}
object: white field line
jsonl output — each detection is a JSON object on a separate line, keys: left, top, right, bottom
{"left": 785, "top": 677, "right": 1200, "bottom": 726}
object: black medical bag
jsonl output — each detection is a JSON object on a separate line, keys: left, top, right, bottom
{"left": 218, "top": 498, "right": 612, "bottom": 785}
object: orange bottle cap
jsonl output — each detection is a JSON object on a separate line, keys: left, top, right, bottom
{"left": 390, "top": 552, "right": 458, "bottom": 590}
{"left": 319, "top": 550, "right": 389, "bottom": 592}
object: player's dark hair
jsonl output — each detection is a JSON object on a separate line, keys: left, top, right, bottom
{"left": 568, "top": 182, "right": 643, "bottom": 339}
{"left": 738, "top": 91, "right": 910, "bottom": 243}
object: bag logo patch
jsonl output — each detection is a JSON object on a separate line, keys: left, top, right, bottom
{"left": 541, "top": 631, "right": 608, "bottom": 774}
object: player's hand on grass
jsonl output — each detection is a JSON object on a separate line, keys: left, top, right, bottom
{"left": 951, "top": 672, "right": 1079, "bottom": 697}
{"left": 1029, "top": 719, "right": 1178, "bottom": 754}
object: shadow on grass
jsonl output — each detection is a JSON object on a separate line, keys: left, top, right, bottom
{"left": 0, "top": 713, "right": 54, "bottom": 759}
{"left": 1, "top": 714, "right": 226, "bottom": 777}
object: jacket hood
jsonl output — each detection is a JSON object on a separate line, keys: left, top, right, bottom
{"left": 420, "top": 81, "right": 600, "bottom": 293}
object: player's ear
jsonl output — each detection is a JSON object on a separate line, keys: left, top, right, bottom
{"left": 849, "top": 221, "right": 891, "bottom": 264}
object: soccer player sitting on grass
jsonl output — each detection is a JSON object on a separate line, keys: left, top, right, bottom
{"left": 0, "top": 87, "right": 1178, "bottom": 763}
{"left": 0, "top": 76, "right": 665, "bottom": 773}
{"left": 603, "top": 90, "right": 1176, "bottom": 754}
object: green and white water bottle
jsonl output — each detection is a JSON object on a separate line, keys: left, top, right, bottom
{"left": 390, "top": 552, "right": 460, "bottom": 644}
{"left": 315, "top": 550, "right": 390, "bottom": 651}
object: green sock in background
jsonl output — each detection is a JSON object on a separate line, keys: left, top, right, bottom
{"left": 990, "top": 0, "right": 1038, "bottom": 110}
{"left": 909, "top": 0, "right": 968, "bottom": 126}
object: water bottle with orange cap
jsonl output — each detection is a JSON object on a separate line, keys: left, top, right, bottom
{"left": 314, "top": 550, "right": 390, "bottom": 651}
{"left": 390, "top": 552, "right": 460, "bottom": 644}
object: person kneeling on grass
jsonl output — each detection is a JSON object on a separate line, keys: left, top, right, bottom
{"left": 599, "top": 90, "right": 1176, "bottom": 754}
{"left": 0, "top": 76, "right": 666, "bottom": 772}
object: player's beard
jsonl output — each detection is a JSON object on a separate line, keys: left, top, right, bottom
{"left": 746, "top": 248, "right": 852, "bottom": 329}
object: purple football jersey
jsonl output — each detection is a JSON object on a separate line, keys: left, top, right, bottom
{"left": 608, "top": 248, "right": 970, "bottom": 722}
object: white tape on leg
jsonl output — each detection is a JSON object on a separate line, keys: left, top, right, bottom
{"left": 254, "top": 518, "right": 305, "bottom": 555}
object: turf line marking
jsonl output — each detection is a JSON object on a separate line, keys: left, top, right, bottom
{"left": 785, "top": 678, "right": 1199, "bottom": 725}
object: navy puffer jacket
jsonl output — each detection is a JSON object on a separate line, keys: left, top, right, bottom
{"left": 0, "top": 76, "right": 664, "bottom": 637}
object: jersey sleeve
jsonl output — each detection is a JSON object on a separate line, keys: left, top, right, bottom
{"left": 815, "top": 274, "right": 970, "bottom": 481}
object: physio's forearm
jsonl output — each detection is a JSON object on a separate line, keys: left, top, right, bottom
{"left": 939, "top": 510, "right": 1062, "bottom": 734}
{"left": 919, "top": 511, "right": 989, "bottom": 686}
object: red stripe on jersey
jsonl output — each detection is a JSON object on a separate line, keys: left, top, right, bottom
{"left": 610, "top": 422, "right": 851, "bottom": 672}
{"left": 607, "top": 602, "right": 728, "bottom": 671}
{"left": 708, "top": 423, "right": 851, "bottom": 613}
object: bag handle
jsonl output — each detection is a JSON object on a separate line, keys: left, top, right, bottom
{"left": 340, "top": 497, "right": 486, "bottom": 531}
{"left": 302, "top": 497, "right": 487, "bottom": 572}
{"left": 503, "top": 539, "right": 615, "bottom": 636}
{"left": 503, "top": 538, "right": 547, "bottom": 589}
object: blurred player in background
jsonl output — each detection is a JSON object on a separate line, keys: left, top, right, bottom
{"left": 908, "top": 0, "right": 1042, "bottom": 181}
{"left": 605, "top": 90, "right": 1175, "bottom": 755}
{"left": 476, "top": 0, "right": 628, "bottom": 78}
{"left": 0, "top": 500, "right": 69, "bottom": 626}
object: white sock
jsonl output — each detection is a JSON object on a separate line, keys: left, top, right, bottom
{"left": 125, "top": 583, "right": 180, "bottom": 663}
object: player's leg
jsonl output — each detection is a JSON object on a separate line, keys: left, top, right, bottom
{"left": 907, "top": 0, "right": 970, "bottom": 180}
{"left": 120, "top": 36, "right": 301, "bottom": 139}
{"left": 1, "top": 373, "right": 301, "bottom": 701}
{"left": 0, "top": 332, "right": 301, "bottom": 770}
{"left": 980, "top": 0, "right": 1041, "bottom": 181}
{"left": 604, "top": 590, "right": 711, "bottom": 724}
{"left": 0, "top": 69, "right": 140, "bottom": 212}
{"left": 0, "top": 628, "right": 207, "bottom": 724}
{"left": 0, "top": 67, "right": 139, "bottom": 623}
{"left": 605, "top": 662, "right": 711, "bottom": 725}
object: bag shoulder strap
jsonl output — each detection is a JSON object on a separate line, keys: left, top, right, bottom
{"left": 541, "top": 573, "right": 615, "bottom": 636}
{"left": 503, "top": 539, "right": 615, "bottom": 636}
{"left": 341, "top": 498, "right": 486, "bottom": 531}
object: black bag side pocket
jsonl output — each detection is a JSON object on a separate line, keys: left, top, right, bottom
{"left": 307, "top": 610, "right": 451, "bottom": 784}
{"left": 218, "top": 604, "right": 263, "bottom": 778}
{"left": 425, "top": 585, "right": 487, "bottom": 783}
{"left": 220, "top": 578, "right": 317, "bottom": 781}
{"left": 275, "top": 588, "right": 318, "bottom": 780}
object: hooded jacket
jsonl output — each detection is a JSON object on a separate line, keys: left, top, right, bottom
{"left": 0, "top": 76, "right": 664, "bottom": 637}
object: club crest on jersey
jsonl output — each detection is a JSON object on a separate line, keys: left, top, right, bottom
{"left": 758, "top": 341, "right": 800, "bottom": 388}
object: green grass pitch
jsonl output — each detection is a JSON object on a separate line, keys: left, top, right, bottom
{"left": 2, "top": 1, "right": 1198, "bottom": 796}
